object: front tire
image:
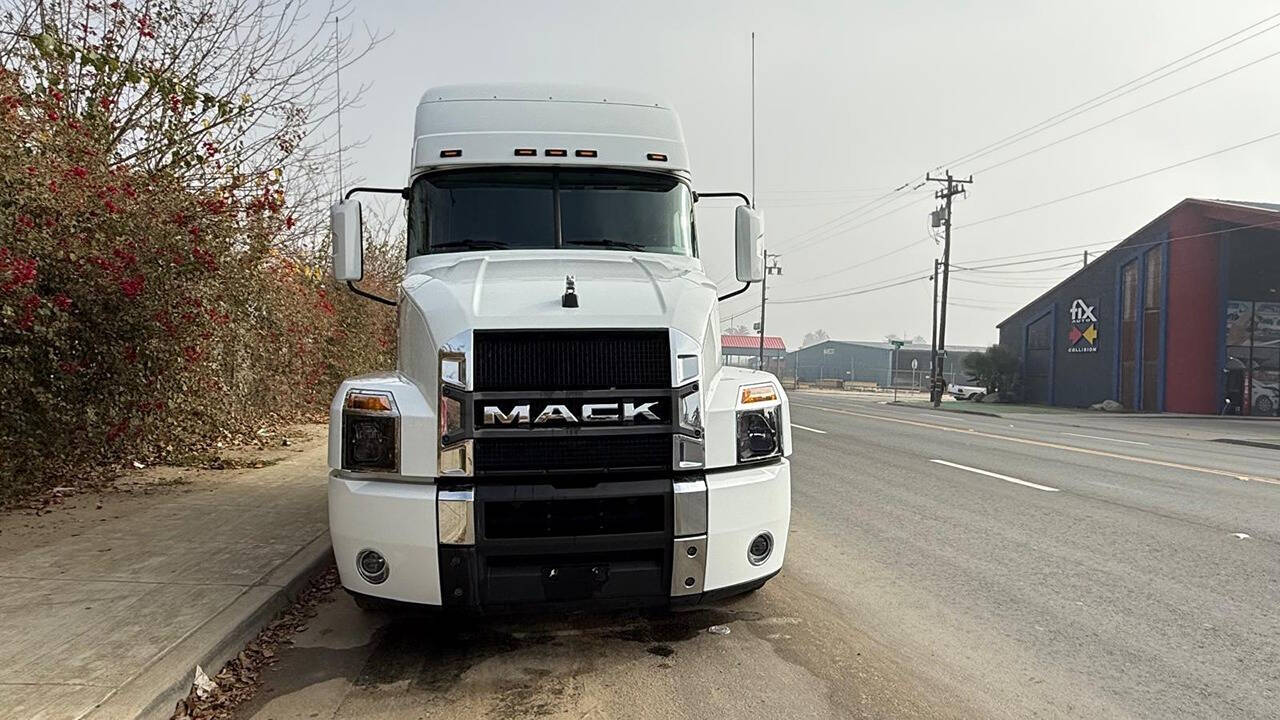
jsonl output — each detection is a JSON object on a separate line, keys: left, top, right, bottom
{"left": 1255, "top": 394, "right": 1275, "bottom": 416}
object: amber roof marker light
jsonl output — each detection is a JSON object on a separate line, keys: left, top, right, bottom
{"left": 544, "top": 148, "right": 567, "bottom": 157}
{"left": 575, "top": 149, "right": 598, "bottom": 158}
{"left": 646, "top": 152, "right": 668, "bottom": 162}
{"left": 439, "top": 149, "right": 462, "bottom": 158}
{"left": 514, "top": 148, "right": 537, "bottom": 157}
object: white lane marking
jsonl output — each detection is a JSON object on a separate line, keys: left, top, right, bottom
{"left": 1231, "top": 533, "right": 1251, "bottom": 540}
{"left": 1063, "top": 432, "right": 1150, "bottom": 446}
{"left": 794, "top": 402, "right": 1280, "bottom": 486}
{"left": 929, "top": 459, "right": 1060, "bottom": 493}
{"left": 791, "top": 423, "right": 828, "bottom": 434}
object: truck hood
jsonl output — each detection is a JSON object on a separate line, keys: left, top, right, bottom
{"left": 400, "top": 250, "right": 719, "bottom": 355}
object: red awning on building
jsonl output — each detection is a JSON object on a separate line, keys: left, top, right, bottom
{"left": 722, "top": 334, "right": 785, "bottom": 351}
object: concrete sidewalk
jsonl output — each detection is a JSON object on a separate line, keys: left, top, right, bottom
{"left": 0, "top": 431, "right": 331, "bottom": 720}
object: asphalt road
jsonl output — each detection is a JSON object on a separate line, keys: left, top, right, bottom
{"left": 238, "top": 394, "right": 1280, "bottom": 720}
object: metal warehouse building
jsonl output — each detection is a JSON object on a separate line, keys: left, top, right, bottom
{"left": 787, "top": 340, "right": 982, "bottom": 388}
{"left": 998, "top": 199, "right": 1280, "bottom": 415}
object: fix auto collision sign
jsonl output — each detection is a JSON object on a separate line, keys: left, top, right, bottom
{"left": 1067, "top": 298, "right": 1099, "bottom": 353}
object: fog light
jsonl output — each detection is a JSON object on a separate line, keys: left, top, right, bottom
{"left": 747, "top": 532, "right": 773, "bottom": 566}
{"left": 356, "top": 549, "right": 389, "bottom": 584}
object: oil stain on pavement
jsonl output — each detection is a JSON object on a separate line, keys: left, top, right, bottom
{"left": 235, "top": 591, "right": 813, "bottom": 720}
{"left": 235, "top": 572, "right": 977, "bottom": 720}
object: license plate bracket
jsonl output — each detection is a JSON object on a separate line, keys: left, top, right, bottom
{"left": 542, "top": 563, "right": 609, "bottom": 600}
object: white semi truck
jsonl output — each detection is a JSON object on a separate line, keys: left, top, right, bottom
{"left": 327, "top": 83, "right": 792, "bottom": 612}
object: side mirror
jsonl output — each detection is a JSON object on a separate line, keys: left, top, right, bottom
{"left": 735, "top": 205, "right": 764, "bottom": 283}
{"left": 330, "top": 199, "right": 363, "bottom": 282}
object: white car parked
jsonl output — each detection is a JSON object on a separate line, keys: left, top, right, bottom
{"left": 949, "top": 382, "right": 987, "bottom": 401}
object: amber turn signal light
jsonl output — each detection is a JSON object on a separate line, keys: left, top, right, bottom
{"left": 739, "top": 384, "right": 778, "bottom": 405}
{"left": 345, "top": 390, "right": 394, "bottom": 413}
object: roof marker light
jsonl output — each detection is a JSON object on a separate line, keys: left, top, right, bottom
{"left": 575, "top": 149, "right": 598, "bottom": 158}
{"left": 647, "top": 153, "right": 668, "bottom": 162}
{"left": 514, "top": 148, "right": 536, "bottom": 157}
{"left": 439, "top": 149, "right": 462, "bottom": 158}
{"left": 545, "top": 148, "right": 567, "bottom": 157}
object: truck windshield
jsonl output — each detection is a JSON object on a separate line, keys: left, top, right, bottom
{"left": 408, "top": 168, "right": 695, "bottom": 257}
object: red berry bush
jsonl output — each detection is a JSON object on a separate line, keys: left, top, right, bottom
{"left": 0, "top": 1, "right": 394, "bottom": 503}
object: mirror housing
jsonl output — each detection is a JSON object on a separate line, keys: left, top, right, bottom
{"left": 735, "top": 205, "right": 765, "bottom": 283}
{"left": 330, "top": 199, "right": 363, "bottom": 282}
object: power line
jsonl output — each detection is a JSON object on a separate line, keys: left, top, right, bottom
{"left": 773, "top": 184, "right": 925, "bottom": 251}
{"left": 952, "top": 216, "right": 1280, "bottom": 270}
{"left": 951, "top": 255, "right": 1083, "bottom": 272}
{"left": 757, "top": 186, "right": 898, "bottom": 195}
{"left": 937, "top": 10, "right": 1280, "bottom": 171}
{"left": 803, "top": 236, "right": 935, "bottom": 284}
{"left": 753, "top": 213, "right": 1280, "bottom": 312}
{"left": 770, "top": 274, "right": 931, "bottom": 306}
{"left": 780, "top": 192, "right": 933, "bottom": 254}
{"left": 961, "top": 128, "right": 1280, "bottom": 230}
{"left": 972, "top": 44, "right": 1280, "bottom": 176}
{"left": 763, "top": 11, "right": 1280, "bottom": 274}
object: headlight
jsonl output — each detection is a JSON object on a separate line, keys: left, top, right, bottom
{"left": 736, "top": 382, "right": 782, "bottom": 463}
{"left": 737, "top": 405, "right": 782, "bottom": 462}
{"left": 342, "top": 390, "right": 399, "bottom": 472}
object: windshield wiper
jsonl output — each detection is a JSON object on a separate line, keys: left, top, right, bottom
{"left": 565, "top": 238, "right": 648, "bottom": 252}
{"left": 431, "top": 239, "right": 509, "bottom": 250}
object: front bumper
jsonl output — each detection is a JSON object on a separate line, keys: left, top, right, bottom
{"left": 328, "top": 459, "right": 790, "bottom": 610}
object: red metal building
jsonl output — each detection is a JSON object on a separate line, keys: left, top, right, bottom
{"left": 721, "top": 334, "right": 787, "bottom": 375}
{"left": 999, "top": 199, "right": 1280, "bottom": 415}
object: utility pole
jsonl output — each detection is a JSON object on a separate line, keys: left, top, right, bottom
{"left": 929, "top": 258, "right": 941, "bottom": 403}
{"left": 758, "top": 252, "right": 782, "bottom": 371}
{"left": 925, "top": 171, "right": 973, "bottom": 408}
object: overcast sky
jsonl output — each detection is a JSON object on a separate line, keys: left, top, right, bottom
{"left": 328, "top": 0, "right": 1280, "bottom": 349}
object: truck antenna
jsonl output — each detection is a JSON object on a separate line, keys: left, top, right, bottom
{"left": 333, "top": 16, "right": 344, "bottom": 196}
{"left": 750, "top": 30, "right": 756, "bottom": 208}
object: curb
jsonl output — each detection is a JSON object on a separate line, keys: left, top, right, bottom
{"left": 887, "top": 401, "right": 1003, "bottom": 419}
{"left": 84, "top": 532, "right": 334, "bottom": 720}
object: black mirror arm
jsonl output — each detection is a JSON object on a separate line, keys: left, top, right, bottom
{"left": 718, "top": 282, "right": 752, "bottom": 302}
{"left": 695, "top": 191, "right": 752, "bottom": 206}
{"left": 347, "top": 280, "right": 396, "bottom": 307}
{"left": 344, "top": 186, "right": 409, "bottom": 201}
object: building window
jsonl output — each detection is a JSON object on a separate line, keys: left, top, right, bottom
{"left": 1120, "top": 261, "right": 1139, "bottom": 409}
{"left": 1225, "top": 301, "right": 1280, "bottom": 416}
{"left": 1141, "top": 249, "right": 1163, "bottom": 411}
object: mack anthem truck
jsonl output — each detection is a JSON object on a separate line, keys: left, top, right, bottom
{"left": 326, "top": 83, "right": 792, "bottom": 612}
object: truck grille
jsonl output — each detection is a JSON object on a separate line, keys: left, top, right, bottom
{"left": 474, "top": 434, "right": 671, "bottom": 475}
{"left": 484, "top": 495, "right": 665, "bottom": 538}
{"left": 473, "top": 330, "right": 670, "bottom": 391}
